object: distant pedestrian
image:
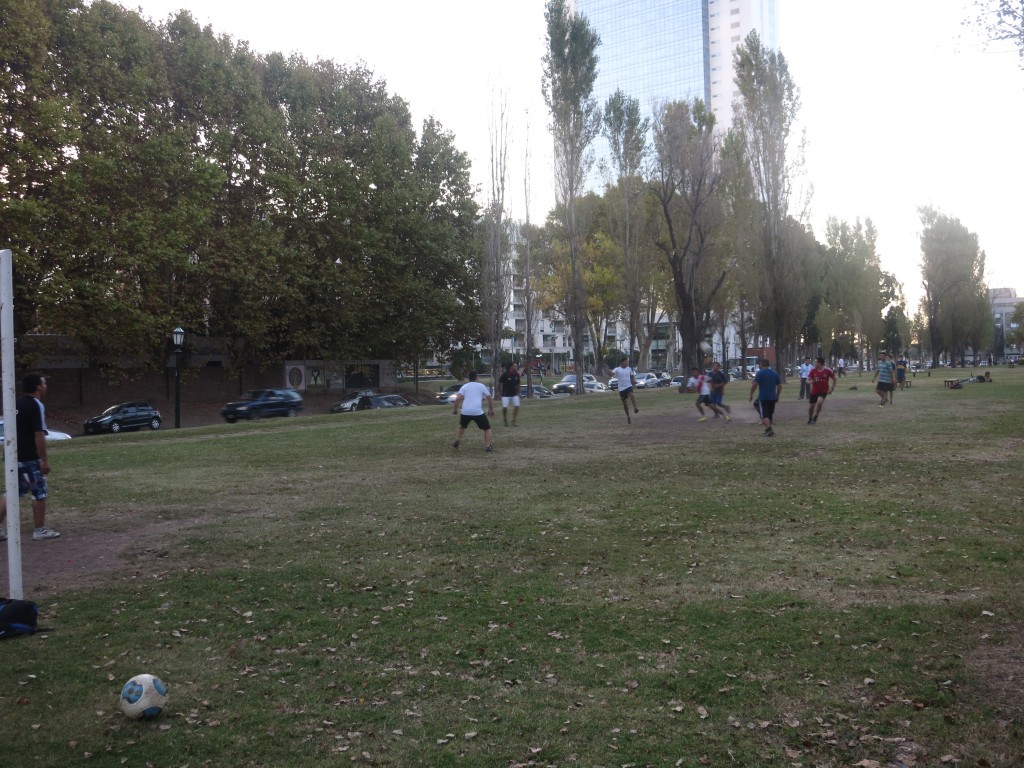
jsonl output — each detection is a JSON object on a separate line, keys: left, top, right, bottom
{"left": 748, "top": 358, "right": 782, "bottom": 437}
{"left": 498, "top": 362, "right": 522, "bottom": 426}
{"left": 452, "top": 370, "right": 495, "bottom": 452}
{"left": 872, "top": 351, "right": 896, "bottom": 407}
{"left": 611, "top": 357, "right": 639, "bottom": 424}
{"left": 798, "top": 357, "right": 812, "bottom": 399}
{"left": 895, "top": 356, "right": 908, "bottom": 390}
{"left": 806, "top": 357, "right": 837, "bottom": 424}
{"left": 0, "top": 373, "right": 61, "bottom": 542}
{"left": 837, "top": 356, "right": 846, "bottom": 377}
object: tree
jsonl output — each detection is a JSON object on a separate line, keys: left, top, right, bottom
{"left": 732, "top": 31, "right": 806, "bottom": 376}
{"left": 651, "top": 99, "right": 730, "bottom": 370}
{"left": 481, "top": 93, "right": 512, "bottom": 384}
{"left": 966, "top": 1, "right": 1024, "bottom": 67}
{"left": 542, "top": 0, "right": 601, "bottom": 390}
{"left": 2, "top": 1, "right": 484, "bottom": 376}
{"left": 919, "top": 207, "right": 987, "bottom": 366}
{"left": 602, "top": 89, "right": 649, "bottom": 360}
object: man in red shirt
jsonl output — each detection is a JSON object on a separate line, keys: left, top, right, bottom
{"left": 806, "top": 357, "right": 837, "bottom": 425}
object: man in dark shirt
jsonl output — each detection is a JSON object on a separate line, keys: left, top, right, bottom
{"left": 0, "top": 372, "right": 61, "bottom": 542}
{"left": 498, "top": 362, "right": 523, "bottom": 427}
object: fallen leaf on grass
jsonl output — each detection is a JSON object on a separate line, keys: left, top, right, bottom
{"left": 696, "top": 706, "right": 709, "bottom": 719}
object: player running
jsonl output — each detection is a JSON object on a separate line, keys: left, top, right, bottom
{"left": 806, "top": 357, "right": 837, "bottom": 424}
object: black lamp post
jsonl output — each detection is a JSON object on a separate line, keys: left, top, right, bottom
{"left": 172, "top": 326, "right": 184, "bottom": 429}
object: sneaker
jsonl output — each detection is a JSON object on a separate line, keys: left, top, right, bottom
{"left": 485, "top": 445, "right": 495, "bottom": 453}
{"left": 698, "top": 416, "right": 707, "bottom": 422}
{"left": 807, "top": 418, "right": 813, "bottom": 425}
{"left": 879, "top": 402, "right": 885, "bottom": 408}
{"left": 723, "top": 413, "right": 731, "bottom": 422}
{"left": 634, "top": 408, "right": 639, "bottom": 414}
{"left": 766, "top": 427, "right": 775, "bottom": 437}
{"left": 812, "top": 416, "right": 817, "bottom": 424}
{"left": 627, "top": 416, "right": 632, "bottom": 425}
{"left": 33, "top": 527, "right": 61, "bottom": 541}
{"left": 451, "top": 440, "right": 460, "bottom": 450}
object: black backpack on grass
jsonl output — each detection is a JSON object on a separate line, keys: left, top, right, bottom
{"left": 0, "top": 598, "right": 39, "bottom": 639}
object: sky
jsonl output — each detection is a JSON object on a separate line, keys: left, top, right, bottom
{"left": 124, "top": 0, "right": 1024, "bottom": 309}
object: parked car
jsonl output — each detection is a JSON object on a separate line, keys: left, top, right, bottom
{"left": 633, "top": 373, "right": 661, "bottom": 389}
{"left": 221, "top": 389, "right": 303, "bottom": 422}
{"left": 671, "top": 375, "right": 687, "bottom": 389}
{"left": 519, "top": 384, "right": 554, "bottom": 399}
{"left": 435, "top": 384, "right": 462, "bottom": 405}
{"left": 552, "top": 374, "right": 596, "bottom": 394}
{"left": 583, "top": 381, "right": 609, "bottom": 392}
{"left": 658, "top": 372, "right": 673, "bottom": 386}
{"left": 331, "top": 392, "right": 415, "bottom": 413}
{"left": 84, "top": 402, "right": 162, "bottom": 434}
{"left": 0, "top": 420, "right": 72, "bottom": 441}
{"left": 608, "top": 376, "right": 618, "bottom": 390}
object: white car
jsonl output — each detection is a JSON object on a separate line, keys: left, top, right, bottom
{"left": 633, "top": 373, "right": 661, "bottom": 389}
{"left": 0, "top": 420, "right": 72, "bottom": 441}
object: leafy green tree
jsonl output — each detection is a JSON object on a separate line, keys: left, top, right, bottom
{"left": 542, "top": 0, "right": 601, "bottom": 388}
{"left": 650, "top": 99, "right": 732, "bottom": 370}
{"left": 919, "top": 207, "right": 987, "bottom": 366}
{"left": 732, "top": 31, "right": 807, "bottom": 375}
{"left": 602, "top": 89, "right": 649, "bottom": 359}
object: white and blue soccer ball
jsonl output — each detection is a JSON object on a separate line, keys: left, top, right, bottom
{"left": 119, "top": 673, "right": 169, "bottom": 720}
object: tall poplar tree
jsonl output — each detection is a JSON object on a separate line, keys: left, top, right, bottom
{"left": 602, "top": 89, "right": 649, "bottom": 362}
{"left": 732, "top": 31, "right": 805, "bottom": 375}
{"left": 542, "top": 0, "right": 601, "bottom": 391}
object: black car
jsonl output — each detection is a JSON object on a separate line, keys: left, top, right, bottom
{"left": 551, "top": 374, "right": 596, "bottom": 395}
{"left": 84, "top": 402, "right": 162, "bottom": 434}
{"left": 331, "top": 392, "right": 415, "bottom": 413}
{"left": 221, "top": 388, "right": 304, "bottom": 422}
{"left": 519, "top": 384, "right": 553, "bottom": 399}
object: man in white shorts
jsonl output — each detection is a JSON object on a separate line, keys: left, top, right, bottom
{"left": 497, "top": 362, "right": 522, "bottom": 426}
{"left": 611, "top": 357, "right": 639, "bottom": 424}
{"left": 452, "top": 370, "right": 496, "bottom": 452}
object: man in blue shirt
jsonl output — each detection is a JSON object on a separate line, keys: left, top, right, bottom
{"left": 748, "top": 359, "right": 782, "bottom": 437}
{"left": 872, "top": 351, "right": 896, "bottom": 407}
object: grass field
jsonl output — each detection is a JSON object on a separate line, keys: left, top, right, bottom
{"left": 1, "top": 368, "right": 1022, "bottom": 767}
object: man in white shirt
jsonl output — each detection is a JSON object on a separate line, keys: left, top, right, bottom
{"left": 611, "top": 358, "right": 639, "bottom": 424}
{"left": 799, "top": 357, "right": 812, "bottom": 399}
{"left": 686, "top": 367, "right": 728, "bottom": 422}
{"left": 452, "top": 370, "right": 496, "bottom": 452}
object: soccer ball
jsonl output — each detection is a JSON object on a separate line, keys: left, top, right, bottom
{"left": 119, "top": 673, "right": 169, "bottom": 720}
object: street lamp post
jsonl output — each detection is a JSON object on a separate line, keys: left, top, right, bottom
{"left": 172, "top": 326, "right": 184, "bottom": 429}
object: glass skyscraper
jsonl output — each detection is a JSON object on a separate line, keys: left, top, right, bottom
{"left": 573, "top": 0, "right": 778, "bottom": 183}
{"left": 579, "top": 0, "right": 710, "bottom": 116}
